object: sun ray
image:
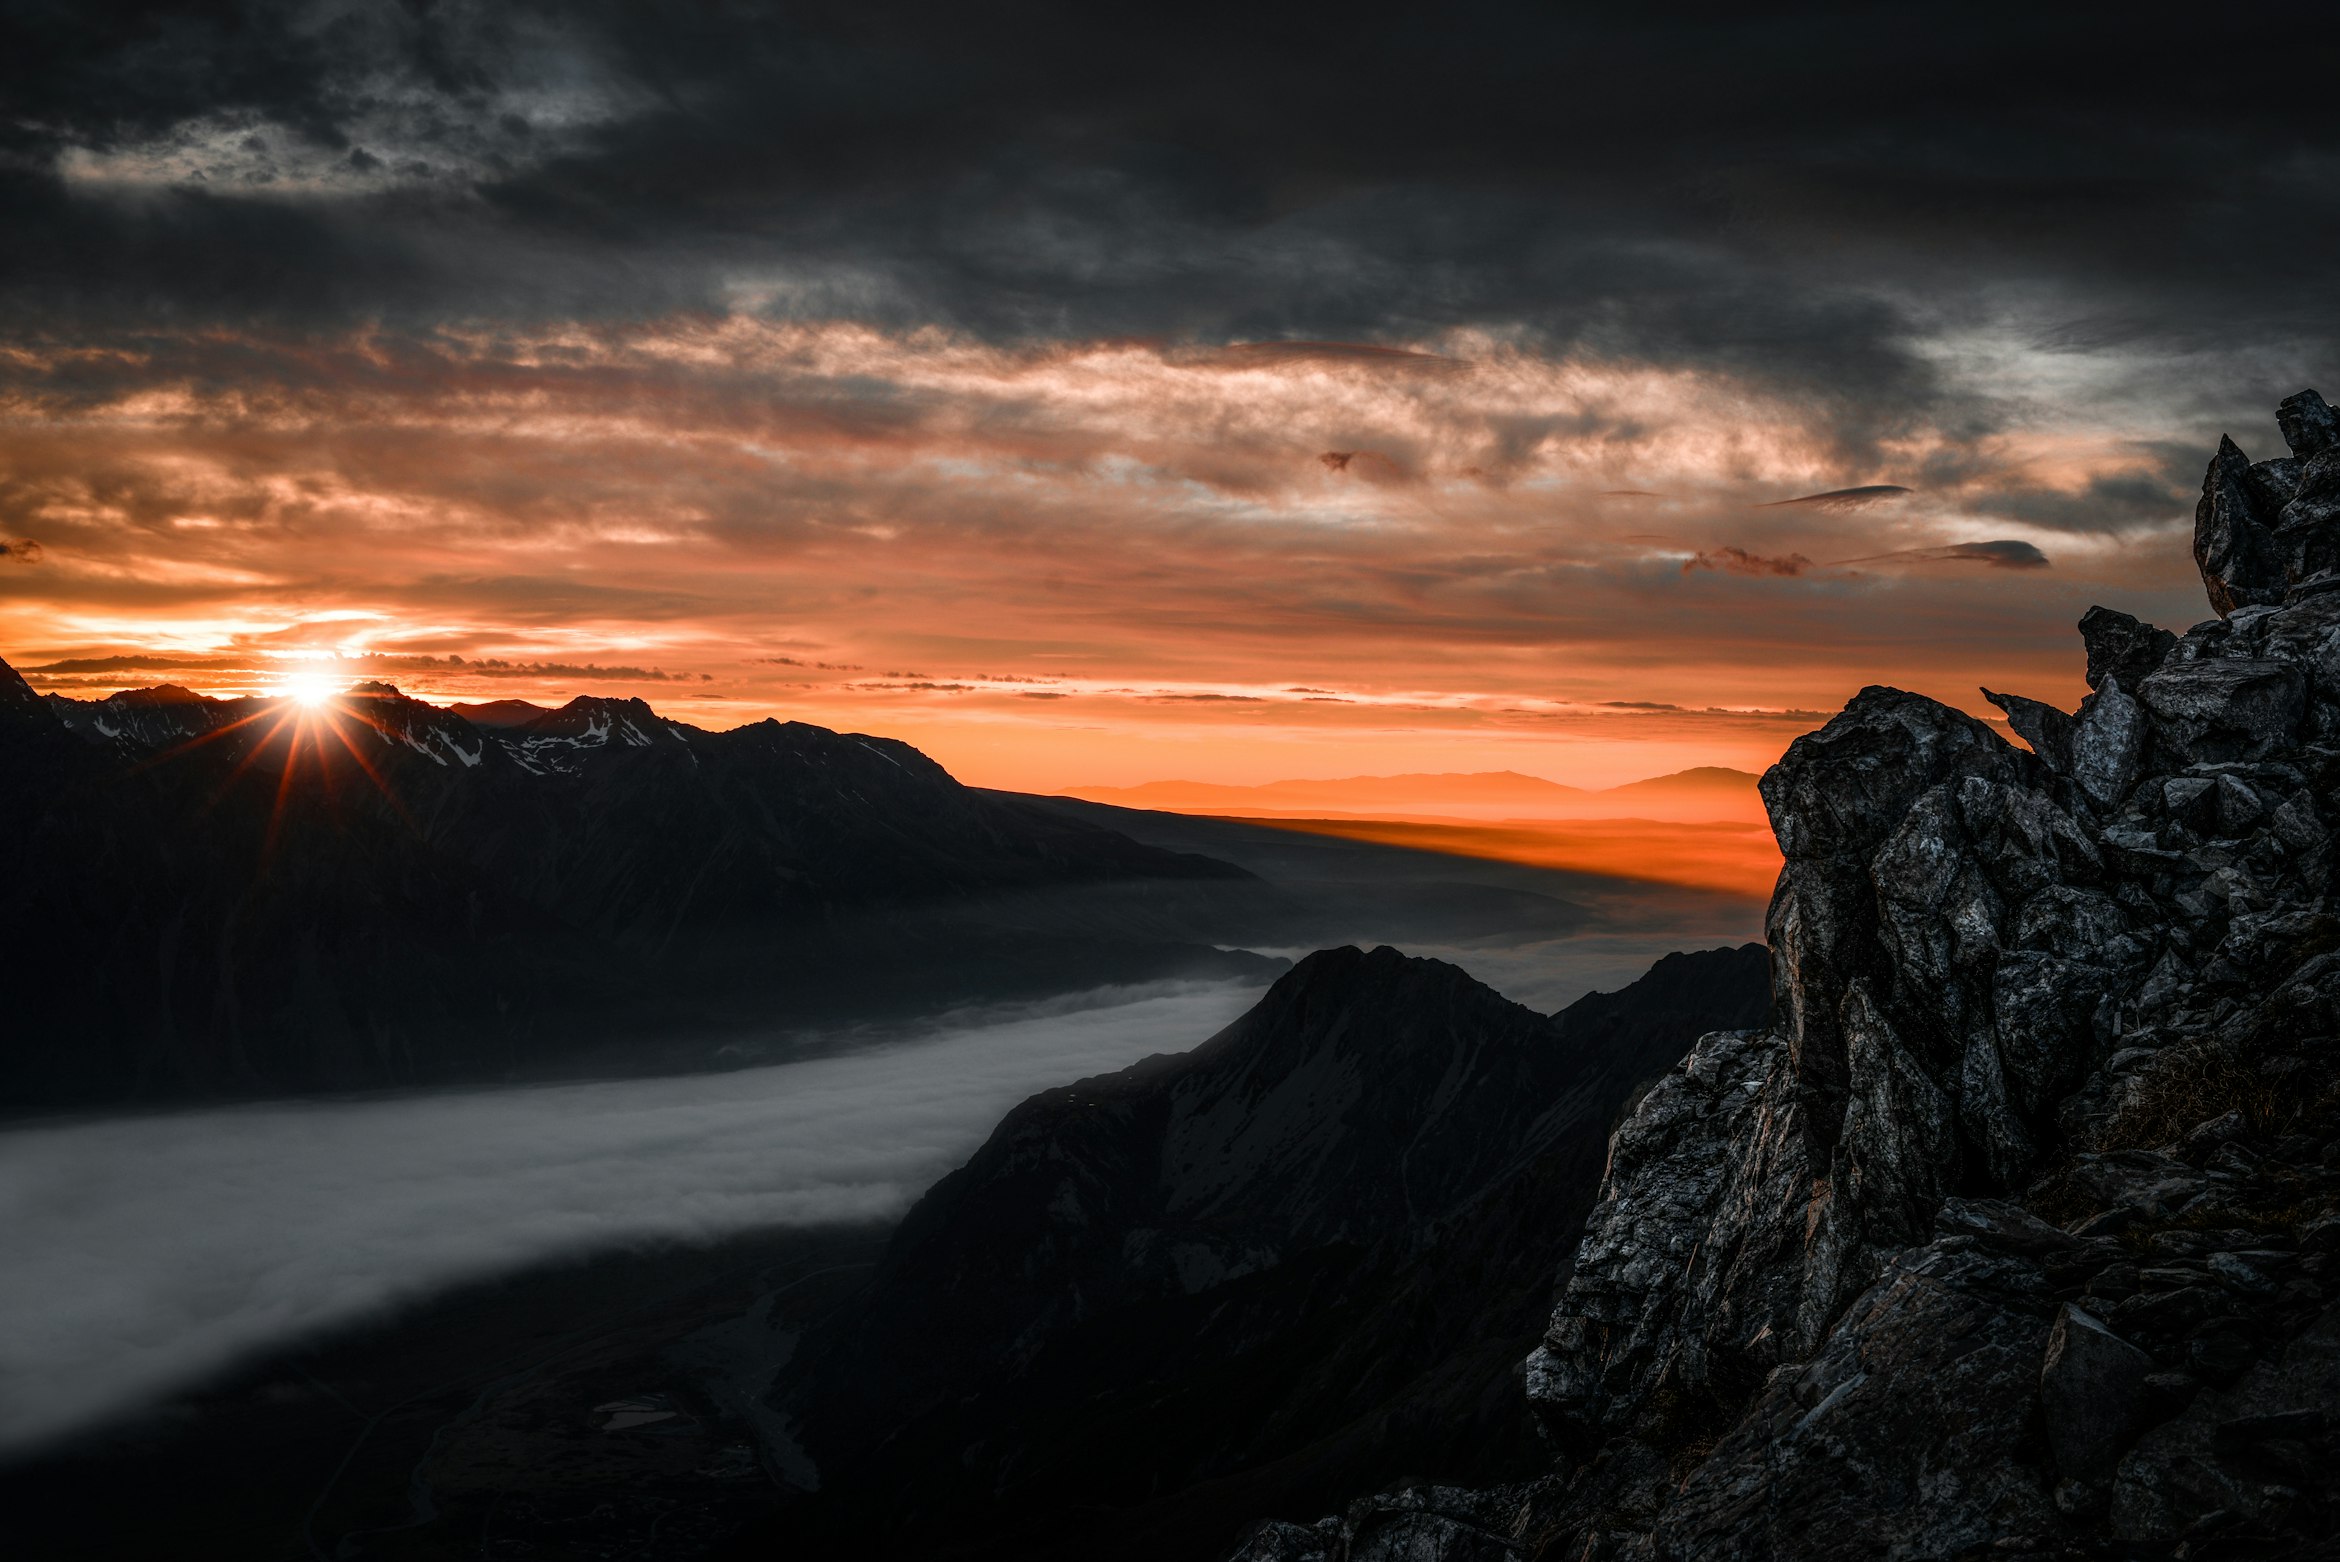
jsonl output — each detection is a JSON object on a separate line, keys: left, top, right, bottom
{"left": 124, "top": 704, "right": 282, "bottom": 780}
{"left": 318, "top": 703, "right": 418, "bottom": 829}
{"left": 258, "top": 713, "right": 308, "bottom": 865}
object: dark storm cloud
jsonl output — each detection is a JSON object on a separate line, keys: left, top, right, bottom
{"left": 4, "top": 2, "right": 2335, "bottom": 451}
{"left": 1960, "top": 457, "right": 2200, "bottom": 536}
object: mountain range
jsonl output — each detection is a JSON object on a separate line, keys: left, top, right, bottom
{"left": 0, "top": 666, "right": 1267, "bottom": 1110}
{"left": 1064, "top": 766, "right": 1766, "bottom": 823}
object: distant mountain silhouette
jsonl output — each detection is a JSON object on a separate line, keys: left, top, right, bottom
{"left": 2, "top": 663, "right": 1270, "bottom": 1111}
{"left": 1065, "top": 766, "right": 1763, "bottom": 822}
{"left": 1598, "top": 764, "right": 1765, "bottom": 803}
{"left": 444, "top": 697, "right": 548, "bottom": 728}
{"left": 756, "top": 942, "right": 1770, "bottom": 1560}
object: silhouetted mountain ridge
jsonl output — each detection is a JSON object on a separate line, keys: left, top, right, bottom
{"left": 1065, "top": 766, "right": 1764, "bottom": 822}
{"left": 754, "top": 941, "right": 1771, "bottom": 1560}
{"left": 1, "top": 666, "right": 1267, "bottom": 1110}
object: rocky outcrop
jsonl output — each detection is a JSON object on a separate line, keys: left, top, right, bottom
{"left": 1233, "top": 393, "right": 2340, "bottom": 1560}
{"left": 2196, "top": 436, "right": 2287, "bottom": 616}
{"left": 1649, "top": 1235, "right": 2062, "bottom": 1560}
{"left": 2196, "top": 389, "right": 2340, "bottom": 614}
{"left": 2079, "top": 606, "right": 2179, "bottom": 695}
{"left": 2277, "top": 389, "right": 2339, "bottom": 461}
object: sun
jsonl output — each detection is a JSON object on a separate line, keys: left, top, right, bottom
{"left": 278, "top": 670, "right": 343, "bottom": 708}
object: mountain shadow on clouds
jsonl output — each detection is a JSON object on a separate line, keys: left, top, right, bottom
{"left": 1759, "top": 484, "right": 1912, "bottom": 509}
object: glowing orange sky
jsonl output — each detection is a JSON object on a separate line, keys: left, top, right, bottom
{"left": 0, "top": 320, "right": 2213, "bottom": 792}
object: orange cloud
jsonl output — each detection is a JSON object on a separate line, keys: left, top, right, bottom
{"left": 1683, "top": 546, "right": 1813, "bottom": 577}
{"left": 0, "top": 319, "right": 2201, "bottom": 791}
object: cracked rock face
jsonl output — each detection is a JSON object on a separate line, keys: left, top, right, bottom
{"left": 1231, "top": 395, "right": 2340, "bottom": 1562}
{"left": 2196, "top": 435, "right": 2288, "bottom": 616}
{"left": 2199, "top": 390, "right": 2340, "bottom": 614}
{"left": 2040, "top": 1304, "right": 2153, "bottom": 1485}
{"left": 1652, "top": 1240, "right": 2060, "bottom": 1562}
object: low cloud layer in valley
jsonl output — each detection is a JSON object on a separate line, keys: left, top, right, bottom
{"left": 0, "top": 981, "right": 1263, "bottom": 1458}
{"left": 0, "top": 802, "right": 1773, "bottom": 1461}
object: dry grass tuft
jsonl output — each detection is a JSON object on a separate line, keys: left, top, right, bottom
{"left": 2097, "top": 1034, "right": 2286, "bottom": 1153}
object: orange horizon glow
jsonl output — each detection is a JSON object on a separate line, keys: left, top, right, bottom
{"left": 0, "top": 318, "right": 2212, "bottom": 795}
{"left": 272, "top": 669, "right": 346, "bottom": 708}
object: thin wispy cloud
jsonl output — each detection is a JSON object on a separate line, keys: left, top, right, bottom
{"left": 1829, "top": 539, "right": 2053, "bottom": 571}
{"left": 1757, "top": 485, "right": 1914, "bottom": 510}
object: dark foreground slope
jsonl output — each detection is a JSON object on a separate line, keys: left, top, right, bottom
{"left": 750, "top": 941, "right": 1769, "bottom": 1560}
{"left": 0, "top": 667, "right": 1267, "bottom": 1111}
{"left": 1231, "top": 398, "right": 2340, "bottom": 1560}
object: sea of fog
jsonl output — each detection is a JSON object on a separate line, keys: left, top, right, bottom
{"left": 0, "top": 978, "right": 1264, "bottom": 1458}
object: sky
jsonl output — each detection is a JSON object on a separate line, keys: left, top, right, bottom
{"left": 0, "top": 978, "right": 1262, "bottom": 1454}
{"left": 2, "top": 3, "right": 2335, "bottom": 790}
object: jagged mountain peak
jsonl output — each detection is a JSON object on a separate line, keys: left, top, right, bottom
{"left": 513, "top": 692, "right": 684, "bottom": 749}
{"left": 104, "top": 682, "right": 210, "bottom": 707}
{"left": 2193, "top": 385, "right": 2339, "bottom": 617}
{"left": 546, "top": 692, "right": 661, "bottom": 717}
{"left": 766, "top": 943, "right": 1769, "bottom": 1554}
{"left": 446, "top": 697, "right": 546, "bottom": 729}
{"left": 0, "top": 653, "right": 53, "bottom": 726}
{"left": 1160, "top": 945, "right": 1563, "bottom": 1237}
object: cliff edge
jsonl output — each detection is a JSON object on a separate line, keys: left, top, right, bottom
{"left": 1238, "top": 393, "right": 2340, "bottom": 1561}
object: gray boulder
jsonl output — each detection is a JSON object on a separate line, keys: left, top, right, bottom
{"left": 1937, "top": 1196, "right": 2085, "bottom": 1255}
{"left": 2275, "top": 447, "right": 2340, "bottom": 585}
{"left": 1342, "top": 1488, "right": 1529, "bottom": 1562}
{"left": 1651, "top": 1243, "right": 2057, "bottom": 1562}
{"left": 2078, "top": 606, "right": 2176, "bottom": 693}
{"left": 1229, "top": 1520, "right": 1340, "bottom": 1562}
{"left": 1982, "top": 687, "right": 2074, "bottom": 773}
{"left": 2136, "top": 657, "right": 2305, "bottom": 764}
{"left": 1760, "top": 689, "right": 2030, "bottom": 1155}
{"left": 2276, "top": 388, "right": 2337, "bottom": 459}
{"left": 2111, "top": 1303, "right": 2340, "bottom": 1543}
{"left": 2194, "top": 435, "right": 2287, "bottom": 616}
{"left": 1231, "top": 1488, "right": 1535, "bottom": 1562}
{"left": 2246, "top": 455, "right": 2304, "bottom": 521}
{"left": 1524, "top": 1029, "right": 1815, "bottom": 1451}
{"left": 2041, "top": 1304, "right": 2152, "bottom": 1483}
{"left": 1228, "top": 392, "right": 2340, "bottom": 1562}
{"left": 2069, "top": 675, "right": 2146, "bottom": 810}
